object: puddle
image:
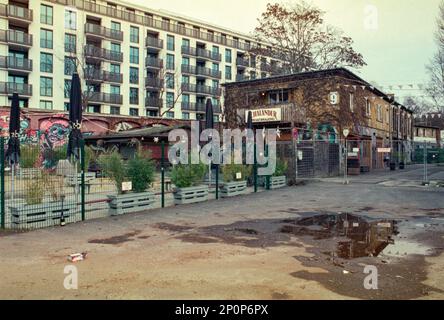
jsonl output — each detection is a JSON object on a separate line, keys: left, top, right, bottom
{"left": 88, "top": 231, "right": 141, "bottom": 245}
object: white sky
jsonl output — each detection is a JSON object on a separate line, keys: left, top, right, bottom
{"left": 133, "top": 0, "right": 441, "bottom": 101}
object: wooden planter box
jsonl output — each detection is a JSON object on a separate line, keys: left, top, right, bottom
{"left": 220, "top": 180, "right": 247, "bottom": 198}
{"left": 270, "top": 176, "right": 287, "bottom": 189}
{"left": 17, "top": 168, "right": 40, "bottom": 180}
{"left": 107, "top": 192, "right": 155, "bottom": 215}
{"left": 173, "top": 185, "right": 209, "bottom": 205}
{"left": 9, "top": 201, "right": 78, "bottom": 229}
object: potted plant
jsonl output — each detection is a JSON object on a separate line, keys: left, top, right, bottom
{"left": 270, "top": 159, "right": 288, "bottom": 189}
{"left": 9, "top": 173, "right": 76, "bottom": 229}
{"left": 220, "top": 163, "right": 251, "bottom": 197}
{"left": 99, "top": 150, "right": 156, "bottom": 215}
{"left": 18, "top": 145, "right": 40, "bottom": 179}
{"left": 171, "top": 160, "right": 208, "bottom": 205}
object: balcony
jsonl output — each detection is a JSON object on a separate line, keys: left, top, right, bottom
{"left": 0, "top": 4, "right": 33, "bottom": 26}
{"left": 84, "top": 23, "right": 123, "bottom": 42}
{"left": 145, "top": 97, "right": 163, "bottom": 109}
{"left": 181, "top": 65, "right": 221, "bottom": 79}
{"left": 181, "top": 46, "right": 221, "bottom": 62}
{"left": 181, "top": 102, "right": 221, "bottom": 113}
{"left": 236, "top": 57, "right": 249, "bottom": 68}
{"left": 145, "top": 57, "right": 163, "bottom": 70}
{"left": 88, "top": 92, "right": 123, "bottom": 105}
{"left": 145, "top": 37, "right": 163, "bottom": 52}
{"left": 84, "top": 69, "right": 123, "bottom": 84}
{"left": 181, "top": 83, "right": 221, "bottom": 96}
{"left": 84, "top": 44, "right": 123, "bottom": 63}
{"left": 260, "top": 63, "right": 272, "bottom": 72}
{"left": 0, "top": 82, "right": 32, "bottom": 96}
{"left": 0, "top": 56, "right": 32, "bottom": 73}
{"left": 145, "top": 77, "right": 164, "bottom": 89}
{"left": 236, "top": 74, "right": 251, "bottom": 82}
{"left": 0, "top": 30, "right": 32, "bottom": 49}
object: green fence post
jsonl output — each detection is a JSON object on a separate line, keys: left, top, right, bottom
{"left": 254, "top": 142, "right": 258, "bottom": 193}
{"left": 265, "top": 143, "right": 270, "bottom": 190}
{"left": 215, "top": 164, "right": 219, "bottom": 200}
{"left": 80, "top": 139, "right": 86, "bottom": 221}
{"left": 161, "top": 140, "right": 165, "bottom": 208}
{"left": 0, "top": 137, "right": 4, "bottom": 229}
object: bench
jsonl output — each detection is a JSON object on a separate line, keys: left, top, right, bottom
{"left": 66, "top": 173, "right": 95, "bottom": 193}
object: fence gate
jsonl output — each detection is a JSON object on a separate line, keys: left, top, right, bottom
{"left": 0, "top": 137, "right": 85, "bottom": 230}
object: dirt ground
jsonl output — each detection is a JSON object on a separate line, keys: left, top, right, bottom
{"left": 0, "top": 177, "right": 443, "bottom": 300}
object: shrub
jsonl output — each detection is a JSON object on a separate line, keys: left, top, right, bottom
{"left": 273, "top": 159, "right": 288, "bottom": 177}
{"left": 98, "top": 151, "right": 126, "bottom": 194}
{"left": 19, "top": 145, "right": 39, "bottom": 168}
{"left": 127, "top": 150, "right": 155, "bottom": 193}
{"left": 222, "top": 163, "right": 252, "bottom": 183}
{"left": 24, "top": 176, "right": 45, "bottom": 205}
{"left": 171, "top": 161, "right": 207, "bottom": 188}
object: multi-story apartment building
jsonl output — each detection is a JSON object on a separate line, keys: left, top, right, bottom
{"left": 0, "top": 0, "right": 275, "bottom": 122}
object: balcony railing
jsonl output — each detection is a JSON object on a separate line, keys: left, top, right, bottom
{"left": 85, "top": 23, "right": 123, "bottom": 41}
{"left": 84, "top": 44, "right": 123, "bottom": 63}
{"left": 0, "top": 56, "right": 32, "bottom": 72}
{"left": 181, "top": 83, "right": 221, "bottom": 96}
{"left": 145, "top": 57, "right": 163, "bottom": 69}
{"left": 181, "top": 46, "right": 221, "bottom": 62}
{"left": 236, "top": 74, "right": 251, "bottom": 82}
{"left": 145, "top": 77, "right": 164, "bottom": 89}
{"left": 0, "top": 30, "right": 33, "bottom": 47}
{"left": 84, "top": 68, "right": 123, "bottom": 83}
{"left": 0, "top": 4, "right": 33, "bottom": 23}
{"left": 51, "top": 0, "right": 254, "bottom": 52}
{"left": 181, "top": 65, "right": 221, "bottom": 79}
{"left": 145, "top": 97, "right": 163, "bottom": 109}
{"left": 0, "top": 82, "right": 32, "bottom": 96}
{"left": 236, "top": 57, "right": 249, "bottom": 68}
{"left": 145, "top": 37, "right": 163, "bottom": 50}
{"left": 181, "top": 102, "right": 221, "bottom": 113}
{"left": 88, "top": 92, "right": 123, "bottom": 105}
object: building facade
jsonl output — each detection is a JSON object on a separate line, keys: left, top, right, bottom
{"left": 0, "top": 0, "right": 275, "bottom": 121}
{"left": 223, "top": 68, "right": 414, "bottom": 174}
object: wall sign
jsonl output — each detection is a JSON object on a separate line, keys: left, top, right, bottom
{"left": 247, "top": 108, "right": 282, "bottom": 123}
{"left": 329, "top": 92, "right": 340, "bottom": 105}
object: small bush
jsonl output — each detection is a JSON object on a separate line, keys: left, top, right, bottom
{"left": 98, "top": 151, "right": 126, "bottom": 194}
{"left": 273, "top": 159, "right": 288, "bottom": 177}
{"left": 127, "top": 150, "right": 155, "bottom": 193}
{"left": 222, "top": 163, "right": 252, "bottom": 183}
{"left": 24, "top": 176, "right": 45, "bottom": 205}
{"left": 171, "top": 161, "right": 207, "bottom": 188}
{"left": 20, "top": 145, "right": 39, "bottom": 168}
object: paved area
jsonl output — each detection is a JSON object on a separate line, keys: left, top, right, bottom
{"left": 0, "top": 166, "right": 443, "bottom": 300}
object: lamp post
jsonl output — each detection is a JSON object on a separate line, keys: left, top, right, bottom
{"left": 343, "top": 129, "right": 350, "bottom": 185}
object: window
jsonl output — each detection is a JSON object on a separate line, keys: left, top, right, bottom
{"left": 40, "top": 100, "right": 53, "bottom": 110}
{"left": 268, "top": 90, "right": 289, "bottom": 104}
{"left": 130, "top": 88, "right": 138, "bottom": 104}
{"left": 110, "top": 64, "right": 120, "bottom": 74}
{"left": 130, "top": 26, "right": 139, "bottom": 43}
{"left": 182, "top": 38, "right": 190, "bottom": 48}
{"left": 225, "top": 49, "right": 232, "bottom": 63}
{"left": 365, "top": 99, "right": 371, "bottom": 116}
{"left": 40, "top": 4, "right": 53, "bottom": 25}
{"left": 129, "top": 108, "right": 139, "bottom": 116}
{"left": 110, "top": 85, "right": 120, "bottom": 95}
{"left": 65, "top": 10, "right": 77, "bottom": 30}
{"left": 166, "top": 92, "right": 174, "bottom": 107}
{"left": 130, "top": 47, "right": 139, "bottom": 64}
{"left": 377, "top": 105, "right": 383, "bottom": 122}
{"left": 212, "top": 46, "right": 219, "bottom": 55}
{"left": 88, "top": 105, "right": 101, "bottom": 113}
{"left": 111, "top": 21, "right": 121, "bottom": 31}
{"left": 129, "top": 67, "right": 139, "bottom": 84}
{"left": 225, "top": 66, "right": 232, "bottom": 80}
{"left": 40, "top": 53, "right": 53, "bottom": 73}
{"left": 166, "top": 54, "right": 175, "bottom": 70}
{"left": 111, "top": 43, "right": 121, "bottom": 53}
{"left": 182, "top": 112, "right": 190, "bottom": 120}
{"left": 64, "top": 103, "right": 70, "bottom": 111}
{"left": 110, "top": 106, "right": 120, "bottom": 115}
{"left": 212, "top": 80, "right": 219, "bottom": 89}
{"left": 166, "top": 111, "right": 175, "bottom": 118}
{"left": 40, "top": 77, "right": 53, "bottom": 97}
{"left": 167, "top": 35, "right": 175, "bottom": 51}
{"left": 147, "top": 110, "right": 158, "bottom": 117}
{"left": 40, "top": 29, "right": 53, "bottom": 49}
{"left": 64, "top": 80, "right": 71, "bottom": 99}
{"left": 64, "top": 57, "right": 76, "bottom": 75}
{"left": 182, "top": 57, "right": 190, "bottom": 65}
{"left": 182, "top": 94, "right": 190, "bottom": 107}
{"left": 249, "top": 71, "right": 256, "bottom": 80}
{"left": 166, "top": 73, "right": 174, "bottom": 89}
{"left": 349, "top": 93, "right": 354, "bottom": 112}
{"left": 212, "top": 63, "right": 219, "bottom": 71}
{"left": 65, "top": 34, "right": 76, "bottom": 53}
{"left": 182, "top": 75, "right": 190, "bottom": 84}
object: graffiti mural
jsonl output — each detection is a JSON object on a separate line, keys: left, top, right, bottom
{"left": 0, "top": 111, "right": 38, "bottom": 144}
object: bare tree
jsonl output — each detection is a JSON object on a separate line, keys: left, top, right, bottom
{"left": 403, "top": 96, "right": 432, "bottom": 116}
{"left": 251, "top": 1, "right": 366, "bottom": 75}
{"left": 426, "top": 1, "right": 444, "bottom": 113}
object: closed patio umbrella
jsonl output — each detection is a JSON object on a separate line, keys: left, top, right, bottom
{"left": 67, "top": 72, "right": 83, "bottom": 162}
{"left": 205, "top": 99, "right": 215, "bottom": 187}
{"left": 5, "top": 93, "right": 20, "bottom": 201}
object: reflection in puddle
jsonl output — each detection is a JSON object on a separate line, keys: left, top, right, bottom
{"left": 280, "top": 213, "right": 398, "bottom": 259}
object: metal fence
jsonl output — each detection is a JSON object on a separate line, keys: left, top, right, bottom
{"left": 1, "top": 137, "right": 442, "bottom": 230}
